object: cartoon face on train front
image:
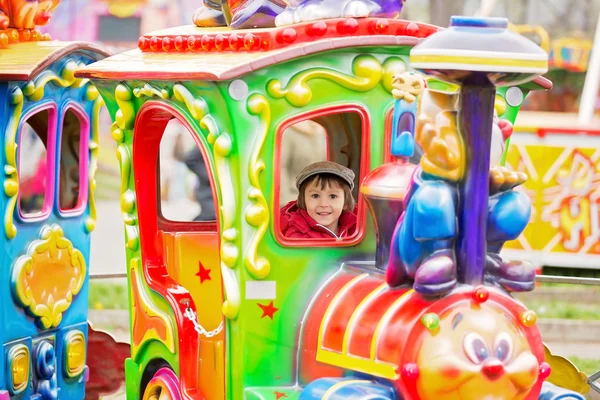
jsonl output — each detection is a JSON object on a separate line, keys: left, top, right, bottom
{"left": 416, "top": 302, "right": 540, "bottom": 400}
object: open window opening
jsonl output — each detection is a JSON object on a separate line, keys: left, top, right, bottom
{"left": 18, "top": 108, "right": 55, "bottom": 219}
{"left": 158, "top": 118, "right": 217, "bottom": 229}
{"left": 276, "top": 107, "right": 369, "bottom": 245}
{"left": 58, "top": 107, "right": 88, "bottom": 214}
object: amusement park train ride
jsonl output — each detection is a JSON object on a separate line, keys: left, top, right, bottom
{"left": 0, "top": 0, "right": 598, "bottom": 399}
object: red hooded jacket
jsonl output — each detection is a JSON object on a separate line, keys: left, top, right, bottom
{"left": 280, "top": 201, "right": 357, "bottom": 239}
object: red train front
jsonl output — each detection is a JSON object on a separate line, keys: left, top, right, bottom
{"left": 297, "top": 267, "right": 548, "bottom": 400}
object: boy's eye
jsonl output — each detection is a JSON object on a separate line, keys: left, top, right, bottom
{"left": 330, "top": 194, "right": 338, "bottom": 199}
{"left": 311, "top": 194, "right": 319, "bottom": 199}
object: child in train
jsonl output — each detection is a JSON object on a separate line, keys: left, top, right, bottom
{"left": 280, "top": 161, "right": 357, "bottom": 239}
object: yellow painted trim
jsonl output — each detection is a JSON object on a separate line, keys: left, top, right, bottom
{"left": 12, "top": 225, "right": 86, "bottom": 329}
{"left": 411, "top": 55, "right": 547, "bottom": 69}
{"left": 370, "top": 289, "right": 414, "bottom": 360}
{"left": 317, "top": 349, "right": 398, "bottom": 380}
{"left": 245, "top": 94, "right": 271, "bottom": 280}
{"left": 322, "top": 379, "right": 369, "bottom": 400}
{"left": 342, "top": 283, "right": 387, "bottom": 353}
{"left": 317, "top": 274, "right": 368, "bottom": 351}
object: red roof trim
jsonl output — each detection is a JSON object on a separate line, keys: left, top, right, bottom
{"left": 138, "top": 18, "right": 440, "bottom": 54}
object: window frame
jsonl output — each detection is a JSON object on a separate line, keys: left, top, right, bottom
{"left": 155, "top": 115, "right": 218, "bottom": 233}
{"left": 56, "top": 102, "right": 90, "bottom": 217}
{"left": 273, "top": 104, "right": 370, "bottom": 248}
{"left": 16, "top": 103, "right": 57, "bottom": 222}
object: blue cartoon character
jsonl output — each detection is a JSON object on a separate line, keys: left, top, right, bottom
{"left": 275, "top": 0, "right": 406, "bottom": 26}
{"left": 386, "top": 72, "right": 536, "bottom": 296}
{"left": 193, "top": 0, "right": 287, "bottom": 29}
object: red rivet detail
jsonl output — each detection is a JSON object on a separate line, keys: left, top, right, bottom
{"left": 19, "top": 29, "right": 31, "bottom": 42}
{"left": 201, "top": 34, "right": 213, "bottom": 51}
{"left": 260, "top": 38, "right": 270, "bottom": 51}
{"left": 374, "top": 19, "right": 389, "bottom": 34}
{"left": 188, "top": 35, "right": 200, "bottom": 51}
{"left": 149, "top": 36, "right": 160, "bottom": 51}
{"left": 7, "top": 29, "right": 18, "bottom": 42}
{"left": 244, "top": 33, "right": 259, "bottom": 50}
{"left": 539, "top": 362, "right": 551, "bottom": 380}
{"left": 309, "top": 20, "right": 327, "bottom": 36}
{"left": 281, "top": 28, "right": 297, "bottom": 43}
{"left": 229, "top": 33, "right": 241, "bottom": 50}
{"left": 338, "top": 18, "right": 359, "bottom": 34}
{"left": 174, "top": 36, "right": 186, "bottom": 51}
{"left": 473, "top": 286, "right": 489, "bottom": 303}
{"left": 406, "top": 22, "right": 419, "bottom": 36}
{"left": 401, "top": 363, "right": 420, "bottom": 380}
{"left": 138, "top": 37, "right": 149, "bottom": 50}
{"left": 214, "top": 34, "right": 226, "bottom": 50}
{"left": 162, "top": 37, "right": 173, "bottom": 52}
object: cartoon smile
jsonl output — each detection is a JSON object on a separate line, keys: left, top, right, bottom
{"left": 417, "top": 303, "right": 540, "bottom": 400}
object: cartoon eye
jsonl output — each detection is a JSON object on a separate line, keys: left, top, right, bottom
{"left": 494, "top": 333, "right": 513, "bottom": 362}
{"left": 463, "top": 333, "right": 489, "bottom": 364}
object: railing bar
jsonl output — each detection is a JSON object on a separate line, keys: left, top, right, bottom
{"left": 90, "top": 273, "right": 127, "bottom": 280}
{"left": 535, "top": 275, "right": 600, "bottom": 286}
{"left": 589, "top": 369, "right": 600, "bottom": 394}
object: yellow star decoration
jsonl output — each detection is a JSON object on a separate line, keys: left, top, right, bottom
{"left": 12, "top": 224, "right": 86, "bottom": 329}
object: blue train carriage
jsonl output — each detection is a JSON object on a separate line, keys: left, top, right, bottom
{"left": 0, "top": 21, "right": 109, "bottom": 400}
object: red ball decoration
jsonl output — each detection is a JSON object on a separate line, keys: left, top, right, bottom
{"left": 149, "top": 36, "right": 160, "bottom": 52}
{"left": 539, "top": 362, "right": 551, "bottom": 380}
{"left": 281, "top": 28, "right": 297, "bottom": 44}
{"left": 214, "top": 34, "right": 226, "bottom": 50}
{"left": 373, "top": 19, "right": 389, "bottom": 34}
{"left": 243, "top": 33, "right": 259, "bottom": 50}
{"left": 308, "top": 21, "right": 327, "bottom": 36}
{"left": 406, "top": 22, "right": 419, "bottom": 36}
{"left": 473, "top": 286, "right": 489, "bottom": 303}
{"left": 174, "top": 36, "right": 186, "bottom": 51}
{"left": 339, "top": 18, "right": 359, "bottom": 34}
{"left": 401, "top": 363, "right": 420, "bottom": 380}
{"left": 138, "top": 37, "right": 149, "bottom": 50}
{"left": 188, "top": 35, "right": 200, "bottom": 51}
{"left": 201, "top": 34, "right": 213, "bottom": 51}
{"left": 229, "top": 33, "right": 241, "bottom": 50}
{"left": 162, "top": 37, "right": 173, "bottom": 52}
{"left": 19, "top": 29, "right": 31, "bottom": 42}
{"left": 260, "top": 38, "right": 270, "bottom": 51}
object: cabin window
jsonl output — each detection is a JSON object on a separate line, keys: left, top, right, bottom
{"left": 58, "top": 107, "right": 88, "bottom": 213}
{"left": 275, "top": 107, "right": 369, "bottom": 245}
{"left": 158, "top": 118, "right": 216, "bottom": 227}
{"left": 18, "top": 108, "right": 55, "bottom": 219}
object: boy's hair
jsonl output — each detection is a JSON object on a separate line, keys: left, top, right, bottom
{"left": 297, "top": 173, "right": 356, "bottom": 211}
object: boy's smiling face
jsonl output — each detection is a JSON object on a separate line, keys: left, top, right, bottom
{"left": 304, "top": 178, "right": 345, "bottom": 234}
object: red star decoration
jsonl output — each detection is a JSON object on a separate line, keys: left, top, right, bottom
{"left": 274, "top": 391, "right": 287, "bottom": 399}
{"left": 195, "top": 262, "right": 211, "bottom": 283}
{"left": 257, "top": 301, "right": 279, "bottom": 319}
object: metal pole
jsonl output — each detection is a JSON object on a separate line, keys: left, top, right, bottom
{"left": 90, "top": 273, "right": 128, "bottom": 280}
{"left": 456, "top": 74, "right": 496, "bottom": 285}
{"left": 578, "top": 12, "right": 600, "bottom": 125}
{"left": 535, "top": 274, "right": 600, "bottom": 286}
